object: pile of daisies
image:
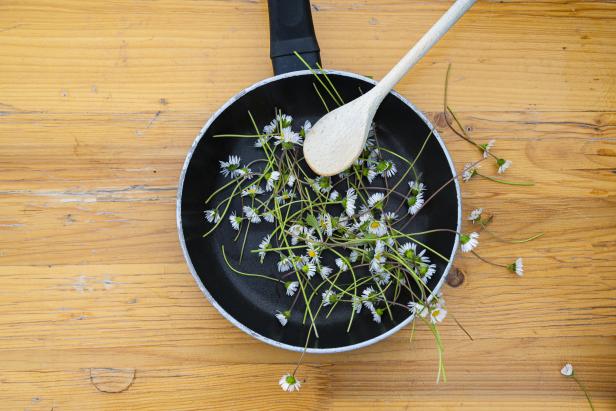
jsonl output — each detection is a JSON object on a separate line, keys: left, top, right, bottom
{"left": 207, "top": 112, "right": 446, "bottom": 333}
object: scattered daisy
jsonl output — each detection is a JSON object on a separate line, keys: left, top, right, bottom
{"left": 480, "top": 139, "right": 495, "bottom": 158}
{"left": 375, "top": 160, "right": 397, "bottom": 178}
{"left": 408, "top": 180, "right": 425, "bottom": 197}
{"left": 228, "top": 211, "right": 242, "bottom": 230}
{"left": 507, "top": 257, "right": 524, "bottom": 277}
{"left": 241, "top": 184, "right": 264, "bottom": 197}
{"left": 362, "top": 287, "right": 377, "bottom": 309}
{"left": 306, "top": 246, "right": 320, "bottom": 263}
{"left": 335, "top": 258, "right": 348, "bottom": 272}
{"left": 329, "top": 190, "right": 340, "bottom": 201}
{"left": 468, "top": 208, "right": 483, "bottom": 223}
{"left": 383, "top": 211, "right": 398, "bottom": 222}
{"left": 204, "top": 209, "right": 221, "bottom": 223}
{"left": 300, "top": 120, "right": 312, "bottom": 137}
{"left": 373, "top": 270, "right": 391, "bottom": 286}
{"left": 322, "top": 289, "right": 337, "bottom": 306}
{"left": 561, "top": 363, "right": 573, "bottom": 377}
{"left": 300, "top": 261, "right": 316, "bottom": 278}
{"left": 317, "top": 213, "right": 333, "bottom": 237}
{"left": 460, "top": 232, "right": 479, "bottom": 253}
{"left": 265, "top": 170, "right": 280, "bottom": 191}
{"left": 311, "top": 176, "right": 332, "bottom": 193}
{"left": 286, "top": 174, "right": 296, "bottom": 187}
{"left": 367, "top": 192, "right": 385, "bottom": 210}
{"left": 462, "top": 163, "right": 479, "bottom": 182}
{"left": 236, "top": 166, "right": 253, "bottom": 179}
{"left": 275, "top": 189, "right": 295, "bottom": 204}
{"left": 364, "top": 166, "right": 378, "bottom": 183}
{"left": 242, "top": 206, "right": 261, "bottom": 224}
{"left": 275, "top": 127, "right": 303, "bottom": 149}
{"left": 275, "top": 310, "right": 290, "bottom": 326}
{"left": 279, "top": 373, "right": 301, "bottom": 392}
{"left": 278, "top": 256, "right": 293, "bottom": 272}
{"left": 367, "top": 218, "right": 388, "bottom": 236}
{"left": 349, "top": 250, "right": 359, "bottom": 263}
{"left": 258, "top": 234, "right": 272, "bottom": 262}
{"left": 429, "top": 305, "right": 447, "bottom": 324}
{"left": 497, "top": 158, "right": 512, "bottom": 174}
{"left": 319, "top": 265, "right": 333, "bottom": 279}
{"left": 285, "top": 281, "right": 299, "bottom": 296}
{"left": 370, "top": 306, "right": 384, "bottom": 323}
{"left": 263, "top": 211, "right": 275, "bottom": 223}
{"left": 352, "top": 295, "right": 362, "bottom": 313}
{"left": 219, "top": 155, "right": 241, "bottom": 178}
{"left": 406, "top": 193, "right": 425, "bottom": 215}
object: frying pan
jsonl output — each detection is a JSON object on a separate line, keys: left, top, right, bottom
{"left": 177, "top": 0, "right": 462, "bottom": 353}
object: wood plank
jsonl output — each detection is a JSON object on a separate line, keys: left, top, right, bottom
{"left": 0, "top": 1, "right": 614, "bottom": 114}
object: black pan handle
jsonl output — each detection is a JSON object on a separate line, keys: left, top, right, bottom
{"left": 268, "top": 0, "right": 321, "bottom": 75}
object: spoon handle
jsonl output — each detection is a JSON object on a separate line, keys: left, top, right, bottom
{"left": 372, "top": 0, "right": 476, "bottom": 100}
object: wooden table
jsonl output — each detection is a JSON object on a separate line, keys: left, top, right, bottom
{"left": 1, "top": 1, "right": 615, "bottom": 409}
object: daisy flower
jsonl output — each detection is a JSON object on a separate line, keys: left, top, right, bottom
{"left": 367, "top": 218, "right": 388, "bottom": 237}
{"left": 383, "top": 211, "right": 398, "bottom": 222}
{"left": 468, "top": 208, "right": 483, "bottom": 223}
{"left": 278, "top": 256, "right": 293, "bottom": 272}
{"left": 288, "top": 224, "right": 304, "bottom": 245}
{"left": 275, "top": 127, "right": 303, "bottom": 149}
{"left": 430, "top": 305, "right": 447, "bottom": 324}
{"left": 329, "top": 190, "right": 340, "bottom": 201}
{"left": 258, "top": 234, "right": 272, "bottom": 262}
{"left": 352, "top": 295, "right": 362, "bottom": 313}
{"left": 419, "top": 263, "right": 437, "bottom": 282}
{"left": 279, "top": 373, "right": 301, "bottom": 392}
{"left": 364, "top": 166, "right": 378, "bottom": 183}
{"left": 497, "top": 158, "right": 512, "bottom": 174}
{"left": 349, "top": 250, "right": 359, "bottom": 263}
{"left": 265, "top": 170, "right": 280, "bottom": 191}
{"left": 370, "top": 240, "right": 386, "bottom": 273}
{"left": 242, "top": 206, "right": 261, "bottom": 224}
{"left": 275, "top": 189, "right": 295, "bottom": 204}
{"left": 306, "top": 246, "right": 320, "bottom": 263}
{"left": 318, "top": 213, "right": 333, "bottom": 237}
{"left": 263, "top": 212, "right": 275, "bottom": 223}
{"left": 319, "top": 265, "right": 333, "bottom": 279}
{"left": 370, "top": 306, "right": 384, "bottom": 323}
{"left": 507, "top": 257, "right": 524, "bottom": 277}
{"left": 286, "top": 174, "right": 296, "bottom": 187}
{"left": 462, "top": 163, "right": 479, "bottom": 182}
{"left": 367, "top": 192, "right": 385, "bottom": 210}
{"left": 322, "top": 289, "right": 337, "bottom": 306}
{"left": 362, "top": 287, "right": 377, "bottom": 309}
{"left": 228, "top": 211, "right": 242, "bottom": 231}
{"left": 285, "top": 281, "right": 299, "bottom": 296}
{"left": 263, "top": 119, "right": 277, "bottom": 135}
{"left": 277, "top": 113, "right": 293, "bottom": 127}
{"left": 300, "top": 261, "right": 316, "bottom": 278}
{"left": 300, "top": 120, "right": 312, "bottom": 137}
{"left": 375, "top": 160, "right": 397, "bottom": 178}
{"left": 480, "top": 139, "right": 495, "bottom": 158}
{"left": 560, "top": 363, "right": 573, "bottom": 377}
{"left": 219, "top": 155, "right": 241, "bottom": 178}
{"left": 335, "top": 257, "right": 348, "bottom": 272}
{"left": 204, "top": 209, "right": 221, "bottom": 223}
{"left": 406, "top": 192, "right": 424, "bottom": 215}
{"left": 373, "top": 270, "right": 391, "bottom": 286}
{"left": 408, "top": 180, "right": 425, "bottom": 196}
{"left": 275, "top": 310, "right": 290, "bottom": 326}
{"left": 241, "top": 184, "right": 264, "bottom": 197}
{"left": 408, "top": 301, "right": 429, "bottom": 318}
{"left": 460, "top": 232, "right": 479, "bottom": 252}
{"left": 311, "top": 176, "right": 332, "bottom": 193}
{"left": 254, "top": 135, "right": 270, "bottom": 148}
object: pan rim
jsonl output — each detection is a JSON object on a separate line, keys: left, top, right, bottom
{"left": 177, "top": 69, "right": 462, "bottom": 354}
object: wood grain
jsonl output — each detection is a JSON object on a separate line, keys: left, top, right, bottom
{"left": 0, "top": 0, "right": 615, "bottom": 410}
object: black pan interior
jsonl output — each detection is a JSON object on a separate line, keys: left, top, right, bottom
{"left": 180, "top": 71, "right": 459, "bottom": 350}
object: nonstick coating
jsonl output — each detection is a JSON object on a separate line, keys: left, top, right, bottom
{"left": 177, "top": 70, "right": 461, "bottom": 353}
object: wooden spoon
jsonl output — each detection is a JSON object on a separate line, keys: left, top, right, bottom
{"left": 303, "top": 0, "right": 476, "bottom": 176}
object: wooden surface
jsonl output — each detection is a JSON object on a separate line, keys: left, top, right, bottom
{"left": 0, "top": 0, "right": 615, "bottom": 409}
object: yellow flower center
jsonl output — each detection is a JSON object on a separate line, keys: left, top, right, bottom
{"left": 370, "top": 221, "right": 380, "bottom": 229}
{"left": 308, "top": 250, "right": 316, "bottom": 258}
